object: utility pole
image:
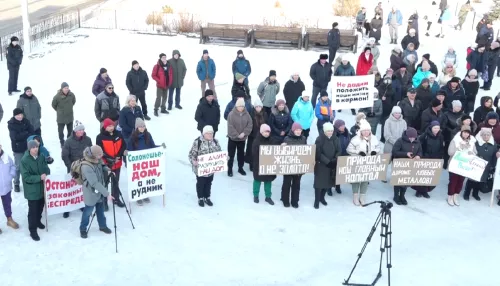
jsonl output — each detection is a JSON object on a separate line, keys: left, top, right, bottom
{"left": 21, "top": 0, "right": 31, "bottom": 53}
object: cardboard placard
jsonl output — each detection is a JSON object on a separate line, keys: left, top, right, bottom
{"left": 448, "top": 151, "right": 487, "bottom": 181}
{"left": 336, "top": 154, "right": 391, "bottom": 184}
{"left": 197, "top": 151, "right": 228, "bottom": 176}
{"left": 258, "top": 145, "right": 316, "bottom": 175}
{"left": 330, "top": 74, "right": 375, "bottom": 110}
{"left": 44, "top": 174, "right": 85, "bottom": 216}
{"left": 390, "top": 159, "right": 444, "bottom": 186}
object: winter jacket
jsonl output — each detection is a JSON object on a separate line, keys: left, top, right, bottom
{"left": 51, "top": 89, "right": 76, "bottom": 124}
{"left": 467, "top": 50, "right": 486, "bottom": 72}
{"left": 227, "top": 107, "right": 253, "bottom": 141}
{"left": 196, "top": 57, "right": 216, "bottom": 81}
{"left": 0, "top": 151, "right": 16, "bottom": 196}
{"left": 231, "top": 80, "right": 251, "bottom": 99}
{"left": 347, "top": 134, "right": 381, "bottom": 157}
{"left": 188, "top": 136, "right": 222, "bottom": 176}
{"left": 81, "top": 154, "right": 110, "bottom": 206}
{"left": 335, "top": 129, "right": 351, "bottom": 156}
{"left": 310, "top": 60, "right": 332, "bottom": 89}
{"left": 327, "top": 28, "right": 340, "bottom": 49}
{"left": 27, "top": 135, "right": 51, "bottom": 163}
{"left": 232, "top": 57, "right": 251, "bottom": 85}
{"left": 420, "top": 107, "right": 443, "bottom": 133}
{"left": 257, "top": 77, "right": 280, "bottom": 108}
{"left": 252, "top": 134, "right": 277, "bottom": 182}
{"left": 195, "top": 97, "right": 221, "bottom": 132}
{"left": 61, "top": 132, "right": 92, "bottom": 172}
{"left": 378, "top": 80, "right": 397, "bottom": 117}
{"left": 20, "top": 151, "right": 50, "bottom": 200}
{"left": 283, "top": 76, "right": 305, "bottom": 111}
{"left": 359, "top": 99, "right": 382, "bottom": 133}
{"left": 477, "top": 121, "right": 500, "bottom": 145}
{"left": 92, "top": 74, "right": 112, "bottom": 96}
{"left": 394, "top": 70, "right": 413, "bottom": 97}
{"left": 16, "top": 93, "right": 41, "bottom": 131}
{"left": 452, "top": 117, "right": 478, "bottom": 139}
{"left": 251, "top": 109, "right": 269, "bottom": 138}
{"left": 430, "top": 81, "right": 440, "bottom": 97}
{"left": 94, "top": 90, "right": 120, "bottom": 122}
{"left": 466, "top": 47, "right": 474, "bottom": 70}
{"left": 390, "top": 50, "right": 404, "bottom": 71}
{"left": 366, "top": 45, "right": 380, "bottom": 65}
{"left": 478, "top": 25, "right": 494, "bottom": 45}
{"left": 462, "top": 77, "right": 479, "bottom": 109}
{"left": 419, "top": 128, "right": 444, "bottom": 159}
{"left": 416, "top": 60, "right": 439, "bottom": 77}
{"left": 442, "top": 110, "right": 464, "bottom": 142}
{"left": 448, "top": 132, "right": 477, "bottom": 164}
{"left": 96, "top": 129, "right": 126, "bottom": 170}
{"left": 356, "top": 53, "right": 373, "bottom": 76}
{"left": 369, "top": 18, "right": 383, "bottom": 41}
{"left": 416, "top": 85, "right": 433, "bottom": 109}
{"left": 291, "top": 98, "right": 314, "bottom": 130}
{"left": 387, "top": 10, "right": 403, "bottom": 25}
{"left": 8, "top": 117, "right": 34, "bottom": 153}
{"left": 401, "top": 35, "right": 420, "bottom": 50}
{"left": 284, "top": 132, "right": 307, "bottom": 147}
{"left": 119, "top": 106, "right": 144, "bottom": 139}
{"left": 399, "top": 98, "right": 423, "bottom": 131}
{"left": 269, "top": 106, "right": 293, "bottom": 143}
{"left": 443, "top": 51, "right": 458, "bottom": 68}
{"left": 152, "top": 60, "right": 174, "bottom": 89}
{"left": 473, "top": 96, "right": 494, "bottom": 125}
{"left": 441, "top": 82, "right": 466, "bottom": 111}
{"left": 126, "top": 67, "right": 149, "bottom": 96}
{"left": 383, "top": 109, "right": 407, "bottom": 154}
{"left": 224, "top": 97, "right": 252, "bottom": 120}
{"left": 127, "top": 131, "right": 156, "bottom": 151}
{"left": 412, "top": 67, "right": 431, "bottom": 87}
{"left": 168, "top": 50, "right": 187, "bottom": 88}
{"left": 475, "top": 134, "right": 498, "bottom": 182}
{"left": 439, "top": 69, "right": 457, "bottom": 87}
{"left": 334, "top": 63, "right": 356, "bottom": 76}
{"left": 6, "top": 44, "right": 23, "bottom": 70}
{"left": 314, "top": 133, "right": 341, "bottom": 189}
{"left": 315, "top": 98, "right": 334, "bottom": 130}
{"left": 403, "top": 49, "right": 418, "bottom": 66}
{"left": 392, "top": 133, "right": 423, "bottom": 159}
{"left": 356, "top": 10, "right": 366, "bottom": 23}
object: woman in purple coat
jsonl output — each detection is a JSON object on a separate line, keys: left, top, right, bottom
{"left": 0, "top": 142, "right": 19, "bottom": 233}
{"left": 92, "top": 68, "right": 112, "bottom": 96}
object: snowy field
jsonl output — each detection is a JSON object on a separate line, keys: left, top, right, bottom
{"left": 0, "top": 23, "right": 500, "bottom": 286}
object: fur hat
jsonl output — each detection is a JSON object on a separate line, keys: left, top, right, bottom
{"left": 205, "top": 89, "right": 214, "bottom": 97}
{"left": 27, "top": 140, "right": 38, "bottom": 150}
{"left": 334, "top": 119, "right": 345, "bottom": 129}
{"left": 461, "top": 114, "right": 472, "bottom": 122}
{"left": 431, "top": 98, "right": 442, "bottom": 107}
{"left": 135, "top": 118, "right": 146, "bottom": 129}
{"left": 235, "top": 73, "right": 245, "bottom": 81}
{"left": 202, "top": 125, "right": 214, "bottom": 134}
{"left": 461, "top": 125, "right": 471, "bottom": 133}
{"left": 275, "top": 99, "right": 286, "bottom": 106}
{"left": 73, "top": 120, "right": 85, "bottom": 132}
{"left": 13, "top": 108, "right": 23, "bottom": 116}
{"left": 452, "top": 100, "right": 462, "bottom": 109}
{"left": 322, "top": 122, "right": 334, "bottom": 133}
{"left": 358, "top": 119, "right": 371, "bottom": 132}
{"left": 356, "top": 112, "right": 366, "bottom": 123}
{"left": 235, "top": 98, "right": 246, "bottom": 108}
{"left": 253, "top": 98, "right": 263, "bottom": 107}
{"left": 102, "top": 118, "right": 115, "bottom": 129}
{"left": 291, "top": 122, "right": 302, "bottom": 132}
{"left": 319, "top": 54, "right": 328, "bottom": 60}
{"left": 260, "top": 124, "right": 271, "bottom": 133}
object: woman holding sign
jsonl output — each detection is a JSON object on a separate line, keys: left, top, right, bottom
{"left": 281, "top": 123, "right": 306, "bottom": 208}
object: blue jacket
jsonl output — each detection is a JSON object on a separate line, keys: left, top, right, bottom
{"left": 224, "top": 98, "right": 253, "bottom": 120}
{"left": 27, "top": 135, "right": 51, "bottom": 162}
{"left": 127, "top": 132, "right": 156, "bottom": 151}
{"left": 196, "top": 57, "right": 216, "bottom": 81}
{"left": 430, "top": 81, "right": 440, "bottom": 97}
{"left": 387, "top": 10, "right": 403, "bottom": 25}
{"left": 232, "top": 57, "right": 251, "bottom": 84}
{"left": 315, "top": 98, "right": 335, "bottom": 129}
{"left": 412, "top": 67, "right": 431, "bottom": 87}
{"left": 291, "top": 98, "right": 314, "bottom": 130}
{"left": 119, "top": 106, "right": 144, "bottom": 139}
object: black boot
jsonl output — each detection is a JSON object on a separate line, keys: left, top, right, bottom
{"left": 161, "top": 108, "right": 169, "bottom": 114}
{"left": 154, "top": 110, "right": 159, "bottom": 117}
{"left": 227, "top": 169, "right": 233, "bottom": 177}
{"left": 463, "top": 185, "right": 471, "bottom": 201}
{"left": 320, "top": 189, "right": 328, "bottom": 206}
{"left": 238, "top": 168, "right": 246, "bottom": 175}
{"left": 63, "top": 212, "right": 70, "bottom": 218}
{"left": 393, "top": 189, "right": 402, "bottom": 205}
{"left": 30, "top": 230, "right": 40, "bottom": 241}
{"left": 472, "top": 189, "right": 481, "bottom": 201}
{"left": 80, "top": 230, "right": 88, "bottom": 239}
{"left": 265, "top": 197, "right": 274, "bottom": 205}
{"left": 144, "top": 114, "right": 151, "bottom": 120}
{"left": 399, "top": 190, "right": 408, "bottom": 205}
{"left": 254, "top": 196, "right": 259, "bottom": 203}
{"left": 314, "top": 189, "right": 320, "bottom": 209}
{"left": 198, "top": 199, "right": 205, "bottom": 207}
{"left": 335, "top": 185, "right": 342, "bottom": 194}
{"left": 327, "top": 189, "right": 333, "bottom": 196}
{"left": 204, "top": 197, "right": 213, "bottom": 206}
{"left": 14, "top": 185, "right": 20, "bottom": 192}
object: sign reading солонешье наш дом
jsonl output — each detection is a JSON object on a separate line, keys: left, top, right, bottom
{"left": 390, "top": 159, "right": 444, "bottom": 186}
{"left": 336, "top": 154, "right": 391, "bottom": 185}
{"left": 258, "top": 145, "right": 316, "bottom": 175}
{"left": 127, "top": 147, "right": 166, "bottom": 202}
{"left": 330, "top": 74, "right": 375, "bottom": 110}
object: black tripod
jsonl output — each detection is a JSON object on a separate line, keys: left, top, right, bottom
{"left": 87, "top": 173, "right": 135, "bottom": 253}
{"left": 343, "top": 201, "right": 393, "bottom": 286}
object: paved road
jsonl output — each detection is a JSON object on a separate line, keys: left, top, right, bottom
{"left": 0, "top": 0, "right": 106, "bottom": 36}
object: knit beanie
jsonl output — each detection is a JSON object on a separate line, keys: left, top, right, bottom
{"left": 405, "top": 127, "right": 418, "bottom": 138}
{"left": 322, "top": 122, "right": 334, "bottom": 133}
{"left": 430, "top": 121, "right": 440, "bottom": 128}
{"left": 319, "top": 54, "right": 328, "bottom": 60}
{"left": 89, "top": 145, "right": 104, "bottom": 158}
{"left": 27, "top": 140, "right": 38, "bottom": 150}
{"left": 334, "top": 119, "right": 345, "bottom": 129}
{"left": 291, "top": 122, "right": 302, "bottom": 132}
{"left": 253, "top": 98, "right": 263, "bottom": 107}
{"left": 422, "top": 53, "right": 430, "bottom": 60}
{"left": 486, "top": 111, "right": 499, "bottom": 121}
{"left": 203, "top": 49, "right": 209, "bottom": 55}
{"left": 358, "top": 119, "right": 371, "bottom": 132}
{"left": 13, "top": 108, "right": 23, "bottom": 116}
{"left": 260, "top": 124, "right": 271, "bottom": 133}
{"left": 275, "top": 99, "right": 286, "bottom": 107}
{"left": 391, "top": 106, "right": 402, "bottom": 114}
{"left": 320, "top": 90, "right": 329, "bottom": 97}
{"left": 205, "top": 89, "right": 214, "bottom": 97}
{"left": 237, "top": 49, "right": 243, "bottom": 56}
{"left": 24, "top": 86, "right": 32, "bottom": 92}
{"left": 452, "top": 100, "right": 462, "bottom": 109}
{"left": 100, "top": 68, "right": 107, "bottom": 74}
{"left": 450, "top": 77, "right": 461, "bottom": 83}
{"left": 235, "top": 98, "right": 246, "bottom": 108}
{"left": 61, "top": 82, "right": 69, "bottom": 89}
{"left": 132, "top": 60, "right": 139, "bottom": 66}
{"left": 135, "top": 118, "right": 146, "bottom": 129}
{"left": 421, "top": 78, "right": 430, "bottom": 85}
{"left": 235, "top": 73, "right": 245, "bottom": 81}
{"left": 202, "top": 125, "right": 214, "bottom": 134}
{"left": 102, "top": 118, "right": 115, "bottom": 129}
{"left": 73, "top": 120, "right": 85, "bottom": 132}
{"left": 269, "top": 70, "right": 277, "bottom": 77}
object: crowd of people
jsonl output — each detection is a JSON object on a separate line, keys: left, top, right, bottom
{"left": 1, "top": 0, "right": 500, "bottom": 242}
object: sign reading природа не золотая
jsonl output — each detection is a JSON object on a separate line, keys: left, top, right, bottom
{"left": 258, "top": 145, "right": 316, "bottom": 175}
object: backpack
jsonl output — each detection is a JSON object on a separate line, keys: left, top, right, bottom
{"left": 71, "top": 158, "right": 93, "bottom": 186}
{"left": 197, "top": 138, "right": 218, "bottom": 151}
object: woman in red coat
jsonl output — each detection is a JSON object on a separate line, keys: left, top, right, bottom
{"left": 356, "top": 47, "right": 374, "bottom": 75}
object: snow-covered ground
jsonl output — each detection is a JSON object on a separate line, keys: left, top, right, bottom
{"left": 0, "top": 21, "right": 500, "bottom": 286}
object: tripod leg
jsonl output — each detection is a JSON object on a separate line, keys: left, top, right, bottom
{"left": 386, "top": 211, "right": 393, "bottom": 286}
{"left": 113, "top": 198, "right": 118, "bottom": 253}
{"left": 118, "top": 188, "right": 136, "bottom": 229}
{"left": 86, "top": 211, "right": 96, "bottom": 234}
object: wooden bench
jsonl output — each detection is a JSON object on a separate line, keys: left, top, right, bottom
{"left": 304, "top": 28, "right": 358, "bottom": 52}
{"left": 200, "top": 23, "right": 253, "bottom": 47}
{"left": 251, "top": 26, "right": 302, "bottom": 49}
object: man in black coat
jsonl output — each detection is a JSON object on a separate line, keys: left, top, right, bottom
{"left": 420, "top": 98, "right": 444, "bottom": 133}
{"left": 398, "top": 88, "right": 423, "bottom": 131}
{"left": 327, "top": 22, "right": 341, "bottom": 66}
{"left": 309, "top": 54, "right": 332, "bottom": 109}
{"left": 6, "top": 36, "right": 23, "bottom": 95}
{"left": 126, "top": 60, "right": 150, "bottom": 120}
{"left": 195, "top": 89, "right": 221, "bottom": 137}
{"left": 8, "top": 108, "right": 34, "bottom": 192}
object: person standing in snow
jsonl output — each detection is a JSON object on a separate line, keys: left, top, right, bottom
{"left": 370, "top": 14, "right": 383, "bottom": 45}
{"left": 51, "top": 82, "right": 76, "bottom": 147}
{"left": 6, "top": 36, "right": 23, "bottom": 96}
{"left": 442, "top": 47, "right": 458, "bottom": 68}
{"left": 281, "top": 123, "right": 306, "bottom": 208}
{"left": 467, "top": 45, "right": 486, "bottom": 75}
{"left": 387, "top": 7, "right": 403, "bottom": 44}
{"left": 8, "top": 108, "right": 34, "bottom": 193}
{"left": 441, "top": 77, "right": 466, "bottom": 111}
{"left": 473, "top": 96, "right": 494, "bottom": 127}
{"left": 27, "top": 135, "right": 53, "bottom": 165}
{"left": 94, "top": 83, "right": 120, "bottom": 125}
{"left": 476, "top": 21, "right": 494, "bottom": 46}
{"left": 227, "top": 98, "right": 253, "bottom": 177}
{"left": 481, "top": 41, "right": 500, "bottom": 91}
{"left": 391, "top": 128, "right": 422, "bottom": 205}
{"left": 252, "top": 124, "right": 277, "bottom": 205}
{"left": 92, "top": 68, "right": 112, "bottom": 96}
{"left": 327, "top": 22, "right": 340, "bottom": 65}
{"left": 197, "top": 49, "right": 217, "bottom": 99}
{"left": 420, "top": 98, "right": 444, "bottom": 133}
{"left": 232, "top": 50, "right": 251, "bottom": 86}
{"left": 257, "top": 70, "right": 280, "bottom": 116}
{"left": 16, "top": 86, "right": 41, "bottom": 136}
{"left": 291, "top": 94, "right": 314, "bottom": 140}
{"left": 126, "top": 60, "right": 150, "bottom": 120}
{"left": 195, "top": 89, "right": 221, "bottom": 137}
{"left": 313, "top": 122, "right": 340, "bottom": 209}
{"left": 61, "top": 121, "right": 91, "bottom": 218}
{"left": 476, "top": 112, "right": 500, "bottom": 144}
{"left": 283, "top": 72, "right": 305, "bottom": 111}
{"left": 347, "top": 119, "right": 381, "bottom": 206}
{"left": 334, "top": 55, "right": 356, "bottom": 115}
{"left": 269, "top": 99, "right": 293, "bottom": 144}
{"left": 383, "top": 106, "right": 407, "bottom": 156}
{"left": 167, "top": 50, "right": 187, "bottom": 111}
{"left": 119, "top": 94, "right": 144, "bottom": 142}
{"left": 390, "top": 47, "right": 404, "bottom": 71}
{"left": 356, "top": 47, "right": 374, "bottom": 76}
{"left": 435, "top": 5, "right": 452, "bottom": 38}
{"left": 188, "top": 125, "right": 221, "bottom": 207}
{"left": 0, "top": 142, "right": 19, "bottom": 234}
{"left": 246, "top": 99, "right": 268, "bottom": 172}
{"left": 152, "top": 53, "right": 174, "bottom": 116}
{"left": 315, "top": 91, "right": 334, "bottom": 134}
{"left": 79, "top": 145, "right": 113, "bottom": 239}
{"left": 401, "top": 29, "right": 420, "bottom": 51}
{"left": 355, "top": 7, "right": 367, "bottom": 34}
{"left": 231, "top": 73, "right": 251, "bottom": 99}
{"left": 365, "top": 38, "right": 380, "bottom": 66}
{"left": 407, "top": 11, "right": 419, "bottom": 37}
{"left": 399, "top": 88, "right": 423, "bottom": 131}
{"left": 310, "top": 54, "right": 332, "bottom": 108}
{"left": 332, "top": 119, "right": 350, "bottom": 194}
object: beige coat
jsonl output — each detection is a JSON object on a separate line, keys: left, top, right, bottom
{"left": 227, "top": 107, "right": 253, "bottom": 141}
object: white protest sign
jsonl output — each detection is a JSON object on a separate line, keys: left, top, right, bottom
{"left": 126, "top": 147, "right": 166, "bottom": 202}
{"left": 197, "top": 151, "right": 228, "bottom": 176}
{"left": 44, "top": 174, "right": 85, "bottom": 215}
{"left": 448, "top": 151, "right": 487, "bottom": 181}
{"left": 331, "top": 74, "right": 375, "bottom": 110}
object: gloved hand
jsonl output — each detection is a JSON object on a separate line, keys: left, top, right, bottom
{"left": 359, "top": 152, "right": 367, "bottom": 156}
{"left": 161, "top": 143, "right": 166, "bottom": 149}
{"left": 46, "top": 156, "right": 54, "bottom": 164}
{"left": 326, "top": 160, "right": 336, "bottom": 169}
{"left": 370, "top": 151, "right": 377, "bottom": 155}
